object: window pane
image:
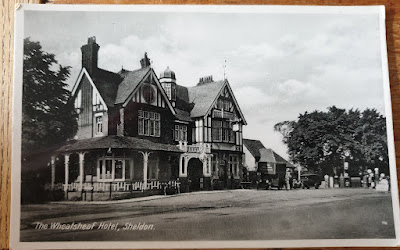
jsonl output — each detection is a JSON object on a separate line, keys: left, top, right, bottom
{"left": 183, "top": 131, "right": 187, "bottom": 141}
{"left": 150, "top": 120, "right": 155, "bottom": 136}
{"left": 212, "top": 128, "right": 222, "bottom": 141}
{"left": 144, "top": 119, "right": 149, "bottom": 135}
{"left": 138, "top": 118, "right": 144, "bottom": 135}
{"left": 174, "top": 130, "right": 179, "bottom": 141}
{"left": 115, "top": 160, "right": 123, "bottom": 179}
{"left": 155, "top": 121, "right": 160, "bottom": 137}
{"left": 105, "top": 160, "right": 112, "bottom": 179}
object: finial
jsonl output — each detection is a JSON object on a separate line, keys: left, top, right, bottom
{"left": 223, "top": 59, "right": 227, "bottom": 80}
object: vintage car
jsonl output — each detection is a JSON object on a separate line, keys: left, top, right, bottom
{"left": 300, "top": 174, "right": 322, "bottom": 189}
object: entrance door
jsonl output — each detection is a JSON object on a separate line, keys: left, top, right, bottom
{"left": 187, "top": 158, "right": 203, "bottom": 191}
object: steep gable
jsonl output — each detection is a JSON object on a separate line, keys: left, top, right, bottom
{"left": 115, "top": 67, "right": 151, "bottom": 105}
{"left": 243, "top": 138, "right": 294, "bottom": 167}
{"left": 91, "top": 68, "right": 123, "bottom": 108}
{"left": 71, "top": 68, "right": 108, "bottom": 110}
{"left": 118, "top": 68, "right": 177, "bottom": 115}
{"left": 187, "top": 80, "right": 226, "bottom": 118}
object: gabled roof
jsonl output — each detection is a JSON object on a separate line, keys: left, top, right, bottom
{"left": 259, "top": 148, "right": 276, "bottom": 162}
{"left": 243, "top": 138, "right": 294, "bottom": 167}
{"left": 187, "top": 80, "right": 226, "bottom": 118}
{"left": 243, "top": 139, "right": 265, "bottom": 159}
{"left": 115, "top": 67, "right": 151, "bottom": 104}
{"left": 91, "top": 68, "right": 123, "bottom": 107}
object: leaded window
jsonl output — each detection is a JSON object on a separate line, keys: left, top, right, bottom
{"left": 138, "top": 110, "right": 160, "bottom": 137}
{"left": 174, "top": 125, "right": 187, "bottom": 141}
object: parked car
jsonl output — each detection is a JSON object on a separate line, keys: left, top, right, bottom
{"left": 301, "top": 174, "right": 321, "bottom": 189}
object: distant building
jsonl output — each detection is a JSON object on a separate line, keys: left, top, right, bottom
{"left": 243, "top": 139, "right": 294, "bottom": 183}
{"left": 46, "top": 37, "right": 247, "bottom": 198}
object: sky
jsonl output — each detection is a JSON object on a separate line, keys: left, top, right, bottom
{"left": 24, "top": 9, "right": 387, "bottom": 160}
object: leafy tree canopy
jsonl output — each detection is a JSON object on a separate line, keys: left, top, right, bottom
{"left": 274, "top": 106, "right": 388, "bottom": 175}
{"left": 22, "top": 38, "right": 77, "bottom": 156}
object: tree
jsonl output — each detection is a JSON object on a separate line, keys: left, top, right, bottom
{"left": 274, "top": 106, "right": 388, "bottom": 175}
{"left": 22, "top": 38, "right": 77, "bottom": 156}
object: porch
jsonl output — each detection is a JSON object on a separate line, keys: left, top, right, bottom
{"left": 45, "top": 136, "right": 215, "bottom": 201}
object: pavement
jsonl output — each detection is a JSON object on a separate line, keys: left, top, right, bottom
{"left": 20, "top": 188, "right": 396, "bottom": 241}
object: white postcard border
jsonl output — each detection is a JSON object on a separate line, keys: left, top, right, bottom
{"left": 10, "top": 4, "right": 400, "bottom": 249}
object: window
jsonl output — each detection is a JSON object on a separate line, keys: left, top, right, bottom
{"left": 115, "top": 160, "right": 123, "bottom": 179}
{"left": 212, "top": 120, "right": 222, "bottom": 142}
{"left": 174, "top": 125, "right": 187, "bottom": 141}
{"left": 95, "top": 115, "right": 103, "bottom": 134}
{"left": 229, "top": 155, "right": 239, "bottom": 178}
{"left": 223, "top": 121, "right": 230, "bottom": 142}
{"left": 93, "top": 90, "right": 104, "bottom": 111}
{"left": 138, "top": 110, "right": 160, "bottom": 137}
{"left": 105, "top": 160, "right": 112, "bottom": 179}
{"left": 142, "top": 84, "right": 155, "bottom": 104}
{"left": 216, "top": 98, "right": 231, "bottom": 111}
{"left": 98, "top": 158, "right": 132, "bottom": 181}
{"left": 212, "top": 120, "right": 235, "bottom": 143}
{"left": 164, "top": 83, "right": 171, "bottom": 99}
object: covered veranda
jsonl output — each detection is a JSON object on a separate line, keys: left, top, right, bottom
{"left": 46, "top": 136, "right": 214, "bottom": 200}
{"left": 48, "top": 136, "right": 184, "bottom": 199}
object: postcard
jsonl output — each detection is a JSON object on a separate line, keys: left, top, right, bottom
{"left": 10, "top": 4, "right": 400, "bottom": 249}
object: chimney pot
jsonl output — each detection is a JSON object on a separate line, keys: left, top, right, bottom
{"left": 140, "top": 52, "right": 151, "bottom": 68}
{"left": 81, "top": 36, "right": 100, "bottom": 74}
{"left": 197, "top": 75, "right": 214, "bottom": 86}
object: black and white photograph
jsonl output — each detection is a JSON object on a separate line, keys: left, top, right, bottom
{"left": 11, "top": 4, "right": 400, "bottom": 249}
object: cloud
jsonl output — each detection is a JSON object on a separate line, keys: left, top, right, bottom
{"left": 24, "top": 11, "right": 386, "bottom": 161}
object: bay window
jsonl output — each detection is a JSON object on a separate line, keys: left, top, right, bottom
{"left": 212, "top": 120, "right": 235, "bottom": 143}
{"left": 174, "top": 125, "right": 187, "bottom": 141}
{"left": 98, "top": 157, "right": 133, "bottom": 181}
{"left": 212, "top": 120, "right": 222, "bottom": 142}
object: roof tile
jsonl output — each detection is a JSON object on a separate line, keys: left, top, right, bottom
{"left": 58, "top": 136, "right": 183, "bottom": 153}
{"left": 115, "top": 67, "right": 151, "bottom": 104}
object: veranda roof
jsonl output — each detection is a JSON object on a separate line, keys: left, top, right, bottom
{"left": 57, "top": 136, "right": 183, "bottom": 153}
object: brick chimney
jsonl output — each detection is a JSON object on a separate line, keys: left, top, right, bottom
{"left": 81, "top": 37, "right": 100, "bottom": 74}
{"left": 197, "top": 75, "right": 214, "bottom": 86}
{"left": 140, "top": 52, "right": 151, "bottom": 68}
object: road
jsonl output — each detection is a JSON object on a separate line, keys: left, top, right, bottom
{"left": 20, "top": 188, "right": 396, "bottom": 241}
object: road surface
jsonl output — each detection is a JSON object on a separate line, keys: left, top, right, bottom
{"left": 20, "top": 188, "right": 396, "bottom": 241}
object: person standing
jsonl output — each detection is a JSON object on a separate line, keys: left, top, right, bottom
{"left": 285, "top": 168, "right": 291, "bottom": 190}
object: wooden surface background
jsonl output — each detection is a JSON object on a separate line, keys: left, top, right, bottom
{"left": 1, "top": 0, "right": 400, "bottom": 249}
